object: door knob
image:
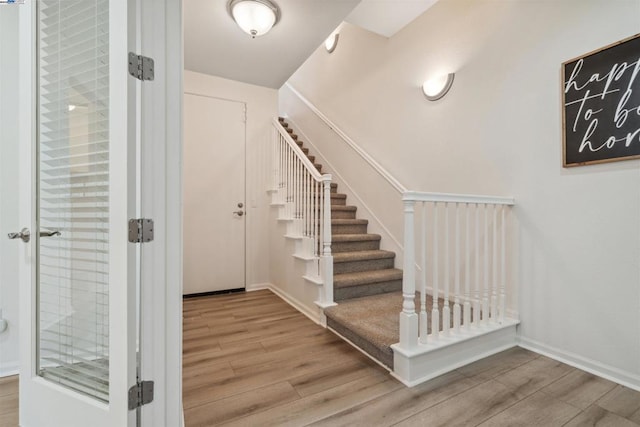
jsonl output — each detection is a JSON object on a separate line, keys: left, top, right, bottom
{"left": 233, "top": 210, "right": 244, "bottom": 217}
{"left": 7, "top": 228, "right": 30, "bottom": 243}
{"left": 40, "top": 230, "right": 61, "bottom": 238}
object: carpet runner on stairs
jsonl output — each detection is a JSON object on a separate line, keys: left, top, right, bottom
{"left": 279, "top": 117, "right": 405, "bottom": 369}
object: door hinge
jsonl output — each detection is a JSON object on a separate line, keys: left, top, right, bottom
{"left": 128, "top": 218, "right": 154, "bottom": 243}
{"left": 128, "top": 52, "right": 155, "bottom": 81}
{"left": 128, "top": 380, "right": 154, "bottom": 410}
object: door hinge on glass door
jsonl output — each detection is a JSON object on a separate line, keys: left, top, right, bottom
{"left": 128, "top": 52, "right": 155, "bottom": 81}
{"left": 128, "top": 219, "right": 154, "bottom": 243}
{"left": 128, "top": 380, "right": 154, "bottom": 410}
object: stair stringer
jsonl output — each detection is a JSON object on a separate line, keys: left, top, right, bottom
{"left": 391, "top": 319, "right": 520, "bottom": 386}
{"left": 267, "top": 203, "right": 327, "bottom": 325}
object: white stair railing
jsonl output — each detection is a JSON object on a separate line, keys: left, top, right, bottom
{"left": 399, "top": 191, "right": 515, "bottom": 351}
{"left": 270, "top": 118, "right": 334, "bottom": 306}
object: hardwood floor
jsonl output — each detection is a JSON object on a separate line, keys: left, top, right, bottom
{"left": 2, "top": 289, "right": 639, "bottom": 426}
{"left": 183, "top": 290, "right": 640, "bottom": 427}
{"left": 0, "top": 375, "right": 18, "bottom": 426}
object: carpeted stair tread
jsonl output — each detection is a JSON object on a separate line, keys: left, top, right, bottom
{"left": 331, "top": 205, "right": 357, "bottom": 219}
{"left": 332, "top": 233, "right": 380, "bottom": 243}
{"left": 332, "top": 205, "right": 356, "bottom": 211}
{"left": 333, "top": 250, "right": 394, "bottom": 263}
{"left": 334, "top": 268, "right": 402, "bottom": 288}
{"left": 333, "top": 250, "right": 394, "bottom": 274}
{"left": 331, "top": 218, "right": 368, "bottom": 235}
{"left": 325, "top": 292, "right": 402, "bottom": 368}
{"left": 325, "top": 292, "right": 455, "bottom": 369}
{"left": 332, "top": 218, "right": 368, "bottom": 226}
{"left": 332, "top": 233, "right": 381, "bottom": 253}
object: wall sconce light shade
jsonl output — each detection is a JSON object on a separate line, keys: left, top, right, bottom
{"left": 325, "top": 33, "right": 339, "bottom": 53}
{"left": 228, "top": 0, "right": 280, "bottom": 38}
{"left": 422, "top": 73, "right": 455, "bottom": 101}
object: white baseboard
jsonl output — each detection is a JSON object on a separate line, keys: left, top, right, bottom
{"left": 519, "top": 336, "right": 640, "bottom": 392}
{"left": 392, "top": 321, "right": 519, "bottom": 387}
{"left": 246, "top": 282, "right": 321, "bottom": 325}
{"left": 0, "top": 361, "right": 19, "bottom": 378}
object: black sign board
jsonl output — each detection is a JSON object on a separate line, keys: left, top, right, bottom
{"left": 562, "top": 34, "right": 640, "bottom": 167}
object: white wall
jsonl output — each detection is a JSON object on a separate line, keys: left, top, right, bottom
{"left": 0, "top": 6, "right": 20, "bottom": 377}
{"left": 183, "top": 70, "right": 276, "bottom": 289}
{"left": 283, "top": 0, "right": 640, "bottom": 387}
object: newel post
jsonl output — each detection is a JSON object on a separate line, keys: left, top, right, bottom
{"left": 321, "top": 176, "right": 334, "bottom": 305}
{"left": 399, "top": 197, "right": 418, "bottom": 350}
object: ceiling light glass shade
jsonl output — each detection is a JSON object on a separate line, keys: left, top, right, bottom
{"left": 229, "top": 0, "right": 280, "bottom": 38}
{"left": 422, "top": 73, "right": 455, "bottom": 101}
{"left": 325, "top": 33, "right": 339, "bottom": 53}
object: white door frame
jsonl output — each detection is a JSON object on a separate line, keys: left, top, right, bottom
{"left": 137, "top": 0, "right": 183, "bottom": 425}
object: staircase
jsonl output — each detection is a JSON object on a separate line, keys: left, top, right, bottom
{"left": 278, "top": 117, "right": 403, "bottom": 369}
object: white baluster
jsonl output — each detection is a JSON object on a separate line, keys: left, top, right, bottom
{"left": 297, "top": 159, "right": 302, "bottom": 235}
{"left": 432, "top": 202, "right": 440, "bottom": 340}
{"left": 280, "top": 139, "right": 285, "bottom": 204}
{"left": 322, "top": 177, "right": 333, "bottom": 304}
{"left": 500, "top": 205, "right": 506, "bottom": 323}
{"left": 271, "top": 126, "right": 278, "bottom": 190}
{"left": 474, "top": 203, "right": 481, "bottom": 325}
{"left": 287, "top": 146, "right": 291, "bottom": 218}
{"left": 464, "top": 203, "right": 471, "bottom": 330}
{"left": 293, "top": 156, "right": 298, "bottom": 232}
{"left": 483, "top": 204, "right": 489, "bottom": 324}
{"left": 443, "top": 203, "right": 450, "bottom": 336}
{"left": 399, "top": 199, "right": 418, "bottom": 349}
{"left": 315, "top": 180, "right": 320, "bottom": 258}
{"left": 304, "top": 171, "right": 311, "bottom": 239}
{"left": 453, "top": 202, "right": 461, "bottom": 332}
{"left": 419, "top": 202, "right": 428, "bottom": 344}
{"left": 319, "top": 181, "right": 324, "bottom": 262}
{"left": 491, "top": 204, "right": 498, "bottom": 322}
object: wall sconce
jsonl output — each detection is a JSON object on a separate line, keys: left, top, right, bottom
{"left": 422, "top": 73, "right": 455, "bottom": 101}
{"left": 228, "top": 0, "right": 280, "bottom": 38}
{"left": 325, "top": 33, "right": 339, "bottom": 53}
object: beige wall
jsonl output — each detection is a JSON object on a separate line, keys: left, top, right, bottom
{"left": 284, "top": 0, "right": 640, "bottom": 387}
{"left": 184, "top": 70, "right": 276, "bottom": 288}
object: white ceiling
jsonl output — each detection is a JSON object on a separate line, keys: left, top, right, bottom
{"left": 184, "top": 0, "right": 439, "bottom": 89}
{"left": 345, "top": 0, "right": 439, "bottom": 38}
{"left": 184, "top": 0, "right": 360, "bottom": 89}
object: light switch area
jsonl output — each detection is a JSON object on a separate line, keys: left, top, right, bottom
{"left": 251, "top": 198, "right": 257, "bottom": 208}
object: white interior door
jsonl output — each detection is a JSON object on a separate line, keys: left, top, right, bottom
{"left": 183, "top": 94, "right": 246, "bottom": 295}
{"left": 16, "top": 1, "right": 138, "bottom": 426}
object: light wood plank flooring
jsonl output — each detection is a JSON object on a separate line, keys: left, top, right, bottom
{"left": 0, "top": 375, "right": 18, "bottom": 426}
{"left": 183, "top": 290, "right": 640, "bottom": 426}
{"left": 2, "top": 289, "right": 639, "bottom": 426}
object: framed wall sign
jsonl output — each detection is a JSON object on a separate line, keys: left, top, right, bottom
{"left": 562, "top": 33, "right": 640, "bottom": 167}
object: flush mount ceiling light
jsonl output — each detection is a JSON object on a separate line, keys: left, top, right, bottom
{"left": 422, "top": 73, "right": 455, "bottom": 101}
{"left": 325, "top": 33, "right": 339, "bottom": 53}
{"left": 228, "top": 0, "right": 280, "bottom": 38}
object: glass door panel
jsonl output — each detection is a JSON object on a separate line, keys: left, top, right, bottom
{"left": 37, "top": 0, "right": 111, "bottom": 403}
